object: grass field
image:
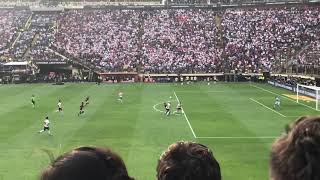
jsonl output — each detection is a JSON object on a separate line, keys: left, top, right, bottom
{"left": 0, "top": 82, "right": 319, "bottom": 180}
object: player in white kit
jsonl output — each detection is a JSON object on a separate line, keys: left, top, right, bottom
{"left": 165, "top": 102, "right": 171, "bottom": 116}
{"left": 57, "top": 100, "right": 63, "bottom": 112}
{"left": 118, "top": 92, "right": 123, "bottom": 103}
{"left": 38, "top": 116, "right": 52, "bottom": 135}
{"left": 273, "top": 96, "right": 281, "bottom": 110}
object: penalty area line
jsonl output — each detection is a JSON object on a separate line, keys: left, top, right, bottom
{"left": 173, "top": 91, "right": 197, "bottom": 138}
{"left": 250, "top": 84, "right": 317, "bottom": 111}
{"left": 197, "top": 136, "right": 277, "bottom": 139}
{"left": 249, "top": 98, "right": 287, "bottom": 117}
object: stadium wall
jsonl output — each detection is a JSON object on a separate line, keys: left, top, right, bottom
{"left": 268, "top": 80, "right": 318, "bottom": 98}
{"left": 96, "top": 73, "right": 265, "bottom": 83}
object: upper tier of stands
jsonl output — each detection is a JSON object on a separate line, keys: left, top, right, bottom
{"left": 0, "top": 6, "right": 320, "bottom": 74}
{"left": 0, "top": 10, "right": 30, "bottom": 52}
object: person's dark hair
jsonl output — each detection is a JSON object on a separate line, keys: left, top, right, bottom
{"left": 157, "top": 141, "right": 221, "bottom": 180}
{"left": 40, "top": 146, "right": 134, "bottom": 180}
{"left": 270, "top": 116, "right": 320, "bottom": 180}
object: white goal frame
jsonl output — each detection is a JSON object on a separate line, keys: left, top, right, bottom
{"left": 296, "top": 84, "right": 320, "bottom": 111}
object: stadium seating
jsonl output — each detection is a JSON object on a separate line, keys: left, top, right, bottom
{"left": 0, "top": 10, "right": 30, "bottom": 52}
{"left": 222, "top": 8, "right": 320, "bottom": 73}
{"left": 297, "top": 41, "right": 320, "bottom": 66}
{"left": 28, "top": 13, "right": 65, "bottom": 62}
{"left": 1, "top": 7, "right": 320, "bottom": 73}
{"left": 54, "top": 10, "right": 141, "bottom": 72}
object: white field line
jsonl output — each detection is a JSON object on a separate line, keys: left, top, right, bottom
{"left": 175, "top": 90, "right": 228, "bottom": 93}
{"left": 152, "top": 100, "right": 180, "bottom": 116}
{"left": 173, "top": 91, "right": 197, "bottom": 138}
{"left": 175, "top": 88, "right": 282, "bottom": 139}
{"left": 286, "top": 116, "right": 301, "bottom": 118}
{"left": 250, "top": 84, "right": 317, "bottom": 111}
{"left": 249, "top": 98, "right": 286, "bottom": 117}
{"left": 153, "top": 102, "right": 164, "bottom": 113}
{"left": 197, "top": 136, "right": 277, "bottom": 139}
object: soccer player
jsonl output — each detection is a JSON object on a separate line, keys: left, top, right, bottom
{"left": 118, "top": 92, "right": 123, "bottom": 103}
{"left": 85, "top": 96, "right": 90, "bottom": 106}
{"left": 176, "top": 101, "right": 183, "bottom": 114}
{"left": 165, "top": 102, "right": 171, "bottom": 116}
{"left": 57, "top": 100, "right": 63, "bottom": 112}
{"left": 274, "top": 96, "right": 281, "bottom": 110}
{"left": 78, "top": 102, "right": 85, "bottom": 116}
{"left": 38, "top": 116, "right": 52, "bottom": 135}
{"left": 163, "top": 102, "right": 167, "bottom": 109}
{"left": 31, "top": 95, "right": 35, "bottom": 108}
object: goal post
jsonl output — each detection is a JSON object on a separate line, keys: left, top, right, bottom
{"left": 296, "top": 84, "right": 320, "bottom": 111}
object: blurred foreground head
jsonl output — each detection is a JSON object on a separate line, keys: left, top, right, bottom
{"left": 40, "top": 146, "right": 134, "bottom": 180}
{"left": 270, "top": 116, "right": 320, "bottom": 180}
{"left": 157, "top": 141, "right": 221, "bottom": 180}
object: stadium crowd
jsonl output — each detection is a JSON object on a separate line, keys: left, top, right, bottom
{"left": 38, "top": 116, "right": 320, "bottom": 180}
{"left": 1, "top": 7, "right": 320, "bottom": 73}
{"left": 28, "top": 13, "right": 64, "bottom": 62}
{"left": 297, "top": 41, "right": 320, "bottom": 66}
{"left": 141, "top": 9, "right": 222, "bottom": 73}
{"left": 54, "top": 10, "right": 141, "bottom": 72}
{"left": 222, "top": 7, "right": 320, "bottom": 73}
{"left": 0, "top": 10, "right": 30, "bottom": 51}
{"left": 0, "top": 10, "right": 31, "bottom": 61}
{"left": 272, "top": 75, "right": 316, "bottom": 87}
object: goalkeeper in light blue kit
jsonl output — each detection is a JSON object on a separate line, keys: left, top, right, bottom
{"left": 273, "top": 96, "right": 281, "bottom": 110}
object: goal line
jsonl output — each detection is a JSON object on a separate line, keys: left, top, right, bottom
{"left": 250, "top": 84, "right": 317, "bottom": 111}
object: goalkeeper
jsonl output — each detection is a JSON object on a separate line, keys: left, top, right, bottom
{"left": 273, "top": 96, "right": 281, "bottom": 110}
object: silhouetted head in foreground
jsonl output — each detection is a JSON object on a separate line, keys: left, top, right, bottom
{"left": 270, "top": 116, "right": 320, "bottom": 180}
{"left": 41, "top": 146, "right": 134, "bottom": 180}
{"left": 157, "top": 141, "right": 221, "bottom": 180}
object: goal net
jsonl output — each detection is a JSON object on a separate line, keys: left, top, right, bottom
{"left": 296, "top": 84, "right": 320, "bottom": 111}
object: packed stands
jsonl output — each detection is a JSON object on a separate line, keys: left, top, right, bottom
{"left": 0, "top": 10, "right": 30, "bottom": 52}
{"left": 28, "top": 13, "right": 64, "bottom": 63}
{"left": 1, "top": 6, "right": 320, "bottom": 74}
{"left": 297, "top": 40, "right": 320, "bottom": 66}
{"left": 222, "top": 7, "right": 320, "bottom": 73}
{"left": 12, "top": 28, "right": 37, "bottom": 58}
{"left": 141, "top": 9, "right": 222, "bottom": 73}
{"left": 54, "top": 10, "right": 141, "bottom": 72}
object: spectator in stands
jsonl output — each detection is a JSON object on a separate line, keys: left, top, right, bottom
{"left": 0, "top": 10, "right": 30, "bottom": 54}
{"left": 270, "top": 116, "right": 320, "bottom": 180}
{"left": 2, "top": 8, "right": 320, "bottom": 74}
{"left": 40, "top": 146, "right": 134, "bottom": 180}
{"left": 222, "top": 7, "right": 320, "bottom": 73}
{"left": 157, "top": 141, "right": 221, "bottom": 180}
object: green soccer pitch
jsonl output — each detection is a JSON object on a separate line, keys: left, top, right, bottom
{"left": 0, "top": 82, "right": 318, "bottom": 180}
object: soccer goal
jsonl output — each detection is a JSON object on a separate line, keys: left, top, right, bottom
{"left": 296, "top": 84, "right": 320, "bottom": 111}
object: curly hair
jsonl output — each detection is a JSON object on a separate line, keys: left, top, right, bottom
{"left": 40, "top": 146, "right": 134, "bottom": 180}
{"left": 270, "top": 116, "right": 320, "bottom": 180}
{"left": 157, "top": 141, "right": 221, "bottom": 180}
